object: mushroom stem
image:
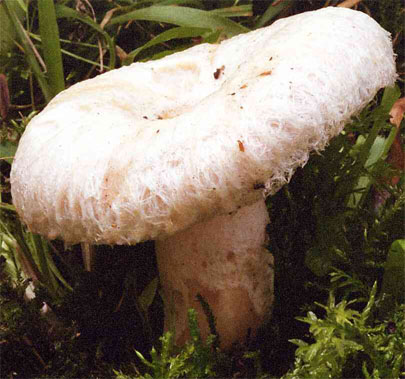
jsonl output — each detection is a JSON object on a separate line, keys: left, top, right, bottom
{"left": 155, "top": 199, "right": 274, "bottom": 349}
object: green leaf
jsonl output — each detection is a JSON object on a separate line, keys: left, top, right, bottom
{"left": 0, "top": 140, "right": 17, "bottom": 164}
{"left": 308, "top": 311, "right": 318, "bottom": 322}
{"left": 332, "top": 337, "right": 345, "bottom": 357}
{"left": 357, "top": 281, "right": 376, "bottom": 323}
{"left": 54, "top": 4, "right": 116, "bottom": 70}
{"left": 187, "top": 308, "right": 202, "bottom": 344}
{"left": 202, "top": 29, "right": 222, "bottom": 44}
{"left": 0, "top": 0, "right": 25, "bottom": 57}
{"left": 2, "top": 0, "right": 52, "bottom": 102}
{"left": 208, "top": 5, "right": 252, "bottom": 18}
{"left": 289, "top": 338, "right": 308, "bottom": 348}
{"left": 380, "top": 84, "right": 401, "bottom": 114}
{"left": 344, "top": 85, "right": 401, "bottom": 208}
{"left": 254, "top": 0, "right": 290, "bottom": 29}
{"left": 38, "top": 0, "right": 65, "bottom": 98}
{"left": 348, "top": 135, "right": 388, "bottom": 207}
{"left": 158, "top": 0, "right": 203, "bottom": 6}
{"left": 125, "top": 26, "right": 210, "bottom": 64}
{"left": 28, "top": 32, "right": 111, "bottom": 70}
{"left": 305, "top": 341, "right": 321, "bottom": 361}
{"left": 0, "top": 234, "right": 22, "bottom": 281}
{"left": 107, "top": 6, "right": 249, "bottom": 37}
{"left": 365, "top": 136, "right": 387, "bottom": 168}
{"left": 138, "top": 277, "right": 158, "bottom": 312}
{"left": 136, "top": 349, "right": 155, "bottom": 369}
{"left": 382, "top": 240, "right": 405, "bottom": 303}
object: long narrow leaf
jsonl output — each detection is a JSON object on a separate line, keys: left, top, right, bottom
{"left": 159, "top": 0, "right": 203, "bottom": 6}
{"left": 0, "top": 0, "right": 25, "bottom": 55}
{"left": 0, "top": 234, "right": 23, "bottom": 281}
{"left": 56, "top": 46, "right": 110, "bottom": 70}
{"left": 29, "top": 233, "right": 59, "bottom": 295}
{"left": 0, "top": 202, "right": 16, "bottom": 212}
{"left": 7, "top": 224, "right": 44, "bottom": 284}
{"left": 345, "top": 86, "right": 400, "bottom": 208}
{"left": 254, "top": 0, "right": 290, "bottom": 29}
{"left": 28, "top": 32, "right": 110, "bottom": 69}
{"left": 54, "top": 4, "right": 116, "bottom": 70}
{"left": 0, "top": 140, "right": 17, "bottom": 164}
{"left": 3, "top": 215, "right": 71, "bottom": 295}
{"left": 1, "top": 0, "right": 52, "bottom": 102}
{"left": 125, "top": 26, "right": 209, "bottom": 64}
{"left": 38, "top": 0, "right": 65, "bottom": 98}
{"left": 107, "top": 6, "right": 249, "bottom": 37}
{"left": 46, "top": 250, "right": 72, "bottom": 291}
{"left": 208, "top": 5, "right": 252, "bottom": 18}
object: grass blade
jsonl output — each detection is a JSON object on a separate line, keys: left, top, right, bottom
{"left": 345, "top": 87, "right": 400, "bottom": 208}
{"left": 29, "top": 232, "right": 57, "bottom": 294}
{"left": 208, "top": 5, "right": 253, "bottom": 18}
{"left": 0, "top": 140, "right": 17, "bottom": 164}
{"left": 1, "top": 0, "right": 52, "bottom": 102}
{"left": 28, "top": 32, "right": 110, "bottom": 70}
{"left": 55, "top": 4, "right": 116, "bottom": 70}
{"left": 38, "top": 0, "right": 65, "bottom": 98}
{"left": 158, "top": 0, "right": 203, "bottom": 6}
{"left": 125, "top": 26, "right": 210, "bottom": 64}
{"left": 107, "top": 6, "right": 249, "bottom": 37}
{"left": 254, "top": 0, "right": 290, "bottom": 29}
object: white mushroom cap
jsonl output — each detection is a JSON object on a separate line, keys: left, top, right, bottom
{"left": 11, "top": 7, "right": 396, "bottom": 245}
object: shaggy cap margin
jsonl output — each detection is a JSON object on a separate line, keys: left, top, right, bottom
{"left": 11, "top": 7, "right": 397, "bottom": 244}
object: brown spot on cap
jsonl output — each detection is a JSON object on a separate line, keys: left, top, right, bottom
{"left": 259, "top": 70, "right": 272, "bottom": 76}
{"left": 213, "top": 65, "right": 225, "bottom": 79}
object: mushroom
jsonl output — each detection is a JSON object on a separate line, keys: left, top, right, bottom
{"left": 10, "top": 7, "right": 396, "bottom": 349}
